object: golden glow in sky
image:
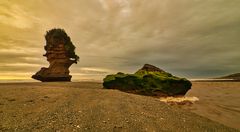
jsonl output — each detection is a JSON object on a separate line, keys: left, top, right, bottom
{"left": 0, "top": 0, "right": 240, "bottom": 81}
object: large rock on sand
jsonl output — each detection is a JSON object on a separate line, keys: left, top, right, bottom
{"left": 103, "top": 64, "right": 191, "bottom": 96}
{"left": 32, "top": 28, "right": 79, "bottom": 82}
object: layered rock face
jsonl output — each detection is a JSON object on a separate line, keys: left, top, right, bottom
{"left": 32, "top": 29, "right": 79, "bottom": 82}
{"left": 103, "top": 64, "right": 191, "bottom": 96}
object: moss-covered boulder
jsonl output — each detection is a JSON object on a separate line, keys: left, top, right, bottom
{"left": 103, "top": 64, "right": 191, "bottom": 96}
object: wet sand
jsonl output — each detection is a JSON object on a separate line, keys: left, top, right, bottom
{"left": 0, "top": 82, "right": 238, "bottom": 131}
{"left": 183, "top": 82, "right": 240, "bottom": 129}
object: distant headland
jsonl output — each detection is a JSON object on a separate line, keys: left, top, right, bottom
{"left": 217, "top": 73, "right": 240, "bottom": 80}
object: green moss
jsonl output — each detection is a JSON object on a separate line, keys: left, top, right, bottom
{"left": 103, "top": 68, "right": 191, "bottom": 96}
{"left": 44, "top": 28, "right": 79, "bottom": 63}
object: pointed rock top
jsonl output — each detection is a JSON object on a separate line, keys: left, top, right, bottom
{"left": 139, "top": 64, "right": 165, "bottom": 72}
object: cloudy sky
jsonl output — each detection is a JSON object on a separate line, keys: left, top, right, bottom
{"left": 0, "top": 0, "right": 240, "bottom": 81}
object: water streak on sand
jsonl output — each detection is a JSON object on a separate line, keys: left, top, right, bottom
{"left": 159, "top": 96, "right": 199, "bottom": 105}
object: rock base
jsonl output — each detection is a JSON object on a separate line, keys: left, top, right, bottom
{"left": 32, "top": 75, "right": 72, "bottom": 82}
{"left": 32, "top": 67, "right": 72, "bottom": 82}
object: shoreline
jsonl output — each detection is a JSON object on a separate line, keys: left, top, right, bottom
{"left": 191, "top": 79, "right": 240, "bottom": 82}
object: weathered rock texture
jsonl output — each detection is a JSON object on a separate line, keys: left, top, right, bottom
{"left": 32, "top": 29, "right": 79, "bottom": 82}
{"left": 103, "top": 64, "right": 191, "bottom": 96}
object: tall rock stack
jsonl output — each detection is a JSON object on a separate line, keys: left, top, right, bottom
{"left": 32, "top": 28, "right": 79, "bottom": 82}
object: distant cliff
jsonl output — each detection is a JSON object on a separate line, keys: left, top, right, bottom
{"left": 217, "top": 73, "right": 240, "bottom": 80}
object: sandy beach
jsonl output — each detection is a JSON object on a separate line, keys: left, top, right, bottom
{"left": 0, "top": 82, "right": 239, "bottom": 131}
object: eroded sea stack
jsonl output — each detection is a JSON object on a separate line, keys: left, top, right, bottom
{"left": 103, "top": 64, "right": 191, "bottom": 96}
{"left": 32, "top": 28, "right": 79, "bottom": 82}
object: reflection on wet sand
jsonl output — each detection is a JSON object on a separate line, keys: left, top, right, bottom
{"left": 163, "top": 82, "right": 240, "bottom": 129}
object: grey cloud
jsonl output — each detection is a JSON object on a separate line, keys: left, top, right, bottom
{"left": 0, "top": 0, "right": 240, "bottom": 80}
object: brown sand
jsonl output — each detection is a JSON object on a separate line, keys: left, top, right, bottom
{"left": 0, "top": 82, "right": 238, "bottom": 131}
